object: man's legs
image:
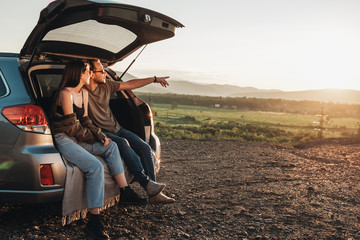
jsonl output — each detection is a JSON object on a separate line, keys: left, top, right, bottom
{"left": 104, "top": 132, "right": 165, "bottom": 200}
{"left": 116, "top": 127, "right": 156, "bottom": 181}
{"left": 104, "top": 132, "right": 149, "bottom": 188}
{"left": 114, "top": 128, "right": 175, "bottom": 204}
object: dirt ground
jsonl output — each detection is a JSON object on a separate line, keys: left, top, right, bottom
{"left": 1, "top": 138, "right": 360, "bottom": 239}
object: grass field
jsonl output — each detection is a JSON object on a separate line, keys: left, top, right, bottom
{"left": 151, "top": 103, "right": 360, "bottom": 145}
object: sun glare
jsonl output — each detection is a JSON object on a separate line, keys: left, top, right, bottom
{"left": 298, "top": 33, "right": 359, "bottom": 90}
{"left": 302, "top": 61, "right": 356, "bottom": 90}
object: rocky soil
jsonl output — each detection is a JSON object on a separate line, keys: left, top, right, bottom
{"left": 1, "top": 138, "right": 360, "bottom": 239}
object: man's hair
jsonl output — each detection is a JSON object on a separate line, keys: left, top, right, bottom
{"left": 88, "top": 59, "right": 100, "bottom": 71}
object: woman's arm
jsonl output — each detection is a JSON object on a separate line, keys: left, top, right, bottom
{"left": 83, "top": 88, "right": 88, "bottom": 117}
{"left": 59, "top": 89, "right": 74, "bottom": 115}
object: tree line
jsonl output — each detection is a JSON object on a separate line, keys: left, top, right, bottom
{"left": 136, "top": 93, "right": 360, "bottom": 118}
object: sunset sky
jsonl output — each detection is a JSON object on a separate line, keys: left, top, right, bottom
{"left": 1, "top": 0, "right": 360, "bottom": 91}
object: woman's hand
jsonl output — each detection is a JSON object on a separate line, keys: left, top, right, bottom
{"left": 102, "top": 137, "right": 112, "bottom": 146}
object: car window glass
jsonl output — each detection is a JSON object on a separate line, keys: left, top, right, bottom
{"left": 43, "top": 20, "right": 137, "bottom": 53}
{"left": 36, "top": 74, "right": 63, "bottom": 98}
{"left": 0, "top": 71, "right": 9, "bottom": 97}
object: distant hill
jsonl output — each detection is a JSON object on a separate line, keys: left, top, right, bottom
{"left": 131, "top": 79, "right": 281, "bottom": 97}
{"left": 230, "top": 89, "right": 360, "bottom": 105}
{"left": 114, "top": 71, "right": 360, "bottom": 104}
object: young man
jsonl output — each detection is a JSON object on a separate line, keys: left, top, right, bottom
{"left": 85, "top": 59, "right": 175, "bottom": 204}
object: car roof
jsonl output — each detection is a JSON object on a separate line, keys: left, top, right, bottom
{"left": 20, "top": 0, "right": 184, "bottom": 65}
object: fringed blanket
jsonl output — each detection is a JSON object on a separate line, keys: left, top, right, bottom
{"left": 61, "top": 157, "right": 133, "bottom": 225}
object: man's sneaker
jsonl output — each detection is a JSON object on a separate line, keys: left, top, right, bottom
{"left": 119, "top": 186, "right": 148, "bottom": 206}
{"left": 84, "top": 214, "right": 109, "bottom": 240}
{"left": 146, "top": 180, "right": 166, "bottom": 196}
{"left": 148, "top": 192, "right": 175, "bottom": 204}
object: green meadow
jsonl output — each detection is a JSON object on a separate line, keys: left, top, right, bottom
{"left": 151, "top": 103, "right": 360, "bottom": 146}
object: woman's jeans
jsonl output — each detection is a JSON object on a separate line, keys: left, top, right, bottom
{"left": 55, "top": 133, "right": 124, "bottom": 209}
{"left": 105, "top": 127, "right": 156, "bottom": 187}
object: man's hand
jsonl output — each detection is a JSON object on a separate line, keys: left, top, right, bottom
{"left": 102, "top": 137, "right": 112, "bottom": 146}
{"left": 154, "top": 76, "right": 170, "bottom": 87}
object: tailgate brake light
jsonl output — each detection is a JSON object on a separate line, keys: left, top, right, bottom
{"left": 1, "top": 104, "right": 50, "bottom": 134}
{"left": 40, "top": 164, "right": 55, "bottom": 185}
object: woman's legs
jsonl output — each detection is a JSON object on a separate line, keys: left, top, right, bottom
{"left": 55, "top": 133, "right": 105, "bottom": 209}
{"left": 80, "top": 141, "right": 132, "bottom": 186}
{"left": 113, "top": 173, "right": 128, "bottom": 188}
{"left": 79, "top": 141, "right": 124, "bottom": 177}
{"left": 55, "top": 134, "right": 127, "bottom": 239}
{"left": 81, "top": 140, "right": 147, "bottom": 205}
{"left": 89, "top": 208, "right": 100, "bottom": 215}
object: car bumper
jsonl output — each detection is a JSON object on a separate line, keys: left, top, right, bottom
{"left": 0, "top": 188, "right": 64, "bottom": 204}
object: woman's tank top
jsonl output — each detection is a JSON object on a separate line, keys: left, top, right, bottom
{"left": 57, "top": 90, "right": 85, "bottom": 119}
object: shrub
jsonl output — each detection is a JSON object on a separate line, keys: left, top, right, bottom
{"left": 182, "top": 115, "right": 197, "bottom": 121}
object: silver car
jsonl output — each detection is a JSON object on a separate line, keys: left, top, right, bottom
{"left": 0, "top": 0, "right": 183, "bottom": 204}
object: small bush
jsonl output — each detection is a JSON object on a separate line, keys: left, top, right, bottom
{"left": 182, "top": 115, "right": 197, "bottom": 121}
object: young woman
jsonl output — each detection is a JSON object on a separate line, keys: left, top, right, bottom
{"left": 51, "top": 60, "right": 148, "bottom": 240}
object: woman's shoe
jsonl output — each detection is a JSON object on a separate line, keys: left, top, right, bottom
{"left": 119, "top": 186, "right": 148, "bottom": 206}
{"left": 84, "top": 214, "right": 109, "bottom": 240}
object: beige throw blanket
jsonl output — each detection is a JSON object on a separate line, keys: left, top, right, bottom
{"left": 61, "top": 157, "right": 133, "bottom": 225}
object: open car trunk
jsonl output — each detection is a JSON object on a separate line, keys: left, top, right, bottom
{"left": 20, "top": 0, "right": 183, "bottom": 65}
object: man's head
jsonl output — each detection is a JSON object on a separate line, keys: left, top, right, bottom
{"left": 89, "top": 59, "right": 106, "bottom": 84}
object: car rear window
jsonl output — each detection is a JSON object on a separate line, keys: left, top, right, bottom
{"left": 43, "top": 20, "right": 137, "bottom": 53}
{"left": 0, "top": 71, "right": 9, "bottom": 97}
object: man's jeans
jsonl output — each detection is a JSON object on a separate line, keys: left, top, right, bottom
{"left": 105, "top": 127, "right": 156, "bottom": 188}
{"left": 55, "top": 133, "right": 124, "bottom": 209}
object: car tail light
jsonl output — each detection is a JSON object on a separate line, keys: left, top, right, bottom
{"left": 1, "top": 104, "right": 50, "bottom": 134}
{"left": 40, "top": 164, "right": 54, "bottom": 185}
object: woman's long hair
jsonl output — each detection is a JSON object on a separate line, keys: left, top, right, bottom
{"left": 51, "top": 60, "right": 89, "bottom": 118}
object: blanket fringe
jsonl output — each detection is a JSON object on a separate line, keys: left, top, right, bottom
{"left": 61, "top": 195, "right": 119, "bottom": 226}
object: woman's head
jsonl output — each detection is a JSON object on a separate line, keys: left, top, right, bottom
{"left": 61, "top": 60, "right": 90, "bottom": 88}
{"left": 52, "top": 59, "right": 90, "bottom": 118}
